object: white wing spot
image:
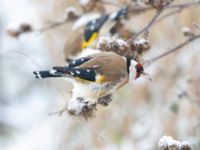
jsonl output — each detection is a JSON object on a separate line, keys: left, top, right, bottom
{"left": 36, "top": 72, "right": 42, "bottom": 79}
{"left": 86, "top": 69, "right": 91, "bottom": 73}
{"left": 72, "top": 61, "right": 76, "bottom": 64}
{"left": 49, "top": 69, "right": 56, "bottom": 74}
{"left": 76, "top": 70, "right": 80, "bottom": 74}
{"left": 90, "top": 25, "right": 95, "bottom": 31}
{"left": 70, "top": 72, "right": 75, "bottom": 76}
{"left": 81, "top": 58, "right": 85, "bottom": 61}
{"left": 91, "top": 20, "right": 96, "bottom": 24}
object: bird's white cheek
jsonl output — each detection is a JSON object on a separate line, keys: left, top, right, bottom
{"left": 129, "top": 67, "right": 136, "bottom": 81}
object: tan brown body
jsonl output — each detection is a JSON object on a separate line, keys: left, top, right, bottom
{"left": 68, "top": 52, "right": 129, "bottom": 102}
{"left": 33, "top": 51, "right": 139, "bottom": 116}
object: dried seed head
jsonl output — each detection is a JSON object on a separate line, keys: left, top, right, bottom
{"left": 140, "top": 0, "right": 173, "bottom": 9}
{"left": 6, "top": 22, "right": 32, "bottom": 38}
{"left": 6, "top": 29, "right": 20, "bottom": 38}
{"left": 159, "top": 136, "right": 191, "bottom": 150}
{"left": 64, "top": 7, "right": 80, "bottom": 21}
{"left": 97, "top": 37, "right": 130, "bottom": 56}
{"left": 97, "top": 37, "right": 150, "bottom": 61}
{"left": 20, "top": 23, "right": 32, "bottom": 33}
{"left": 133, "top": 38, "right": 150, "bottom": 54}
{"left": 182, "top": 27, "right": 194, "bottom": 37}
{"left": 180, "top": 141, "right": 191, "bottom": 150}
{"left": 67, "top": 97, "right": 96, "bottom": 119}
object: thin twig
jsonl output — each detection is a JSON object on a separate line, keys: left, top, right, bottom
{"left": 129, "top": 1, "right": 200, "bottom": 12}
{"left": 8, "top": 51, "right": 42, "bottom": 69}
{"left": 168, "top": 1, "right": 200, "bottom": 9}
{"left": 155, "top": 8, "right": 182, "bottom": 24}
{"left": 145, "top": 34, "right": 200, "bottom": 67}
{"left": 176, "top": 85, "right": 200, "bottom": 107}
{"left": 128, "top": 6, "right": 152, "bottom": 13}
{"left": 34, "top": 1, "right": 200, "bottom": 34}
{"left": 128, "top": 5, "right": 167, "bottom": 41}
{"left": 100, "top": 0, "right": 121, "bottom": 7}
{"left": 127, "top": 1, "right": 200, "bottom": 40}
{"left": 193, "top": 22, "right": 200, "bottom": 32}
{"left": 155, "top": 1, "right": 200, "bottom": 24}
{"left": 37, "top": 20, "right": 68, "bottom": 32}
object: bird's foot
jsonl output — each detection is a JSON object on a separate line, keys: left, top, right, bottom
{"left": 97, "top": 94, "right": 112, "bottom": 106}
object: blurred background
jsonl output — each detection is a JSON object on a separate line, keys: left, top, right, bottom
{"left": 0, "top": 0, "right": 200, "bottom": 149}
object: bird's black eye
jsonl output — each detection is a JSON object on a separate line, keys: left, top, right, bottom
{"left": 135, "top": 63, "right": 144, "bottom": 73}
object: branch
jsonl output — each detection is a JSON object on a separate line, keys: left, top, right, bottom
{"left": 155, "top": 1, "right": 200, "bottom": 24}
{"left": 128, "top": 5, "right": 167, "bottom": 41}
{"left": 100, "top": 0, "right": 121, "bottom": 7}
{"left": 127, "top": 1, "right": 200, "bottom": 40}
{"left": 155, "top": 8, "right": 182, "bottom": 24}
{"left": 37, "top": 20, "right": 68, "bottom": 32}
{"left": 168, "top": 1, "right": 200, "bottom": 9}
{"left": 145, "top": 34, "right": 200, "bottom": 67}
{"left": 34, "top": 1, "right": 200, "bottom": 34}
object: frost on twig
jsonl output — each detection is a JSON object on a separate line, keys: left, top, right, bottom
{"left": 159, "top": 136, "right": 191, "bottom": 150}
{"left": 97, "top": 37, "right": 150, "bottom": 62}
{"left": 67, "top": 94, "right": 113, "bottom": 119}
{"left": 67, "top": 97, "right": 97, "bottom": 119}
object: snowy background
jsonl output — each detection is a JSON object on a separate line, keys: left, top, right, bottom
{"left": 0, "top": 0, "right": 200, "bottom": 150}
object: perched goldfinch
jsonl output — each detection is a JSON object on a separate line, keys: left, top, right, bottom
{"left": 33, "top": 51, "right": 148, "bottom": 115}
{"left": 64, "top": 6, "right": 128, "bottom": 62}
{"left": 82, "top": 6, "right": 128, "bottom": 48}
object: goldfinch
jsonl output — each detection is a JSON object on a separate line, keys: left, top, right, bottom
{"left": 64, "top": 6, "right": 128, "bottom": 62}
{"left": 82, "top": 6, "right": 128, "bottom": 48}
{"left": 33, "top": 51, "right": 147, "bottom": 115}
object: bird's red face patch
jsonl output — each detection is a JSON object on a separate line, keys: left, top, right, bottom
{"left": 135, "top": 63, "right": 144, "bottom": 79}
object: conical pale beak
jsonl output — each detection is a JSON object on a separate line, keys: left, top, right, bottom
{"left": 141, "top": 72, "right": 152, "bottom": 81}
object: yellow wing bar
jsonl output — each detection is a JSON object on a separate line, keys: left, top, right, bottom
{"left": 82, "top": 32, "right": 98, "bottom": 49}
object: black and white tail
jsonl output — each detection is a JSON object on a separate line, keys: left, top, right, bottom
{"left": 33, "top": 66, "right": 96, "bottom": 81}
{"left": 33, "top": 70, "right": 62, "bottom": 79}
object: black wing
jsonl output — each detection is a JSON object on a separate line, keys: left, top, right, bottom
{"left": 68, "top": 57, "right": 92, "bottom": 68}
{"left": 53, "top": 67, "right": 96, "bottom": 82}
{"left": 84, "top": 15, "right": 109, "bottom": 41}
{"left": 110, "top": 6, "right": 128, "bottom": 21}
{"left": 34, "top": 56, "right": 97, "bottom": 80}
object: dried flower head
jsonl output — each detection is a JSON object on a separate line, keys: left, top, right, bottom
{"left": 6, "top": 29, "right": 20, "bottom": 38}
{"left": 97, "top": 37, "right": 129, "bottom": 56}
{"left": 67, "top": 97, "right": 96, "bottom": 119}
{"left": 6, "top": 22, "right": 32, "bottom": 38}
{"left": 64, "top": 7, "right": 80, "bottom": 21}
{"left": 67, "top": 94, "right": 112, "bottom": 119}
{"left": 181, "top": 27, "right": 194, "bottom": 37}
{"left": 140, "top": 0, "right": 173, "bottom": 9}
{"left": 133, "top": 38, "right": 150, "bottom": 54}
{"left": 180, "top": 141, "right": 191, "bottom": 150}
{"left": 97, "top": 37, "right": 150, "bottom": 62}
{"left": 159, "top": 136, "right": 191, "bottom": 150}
